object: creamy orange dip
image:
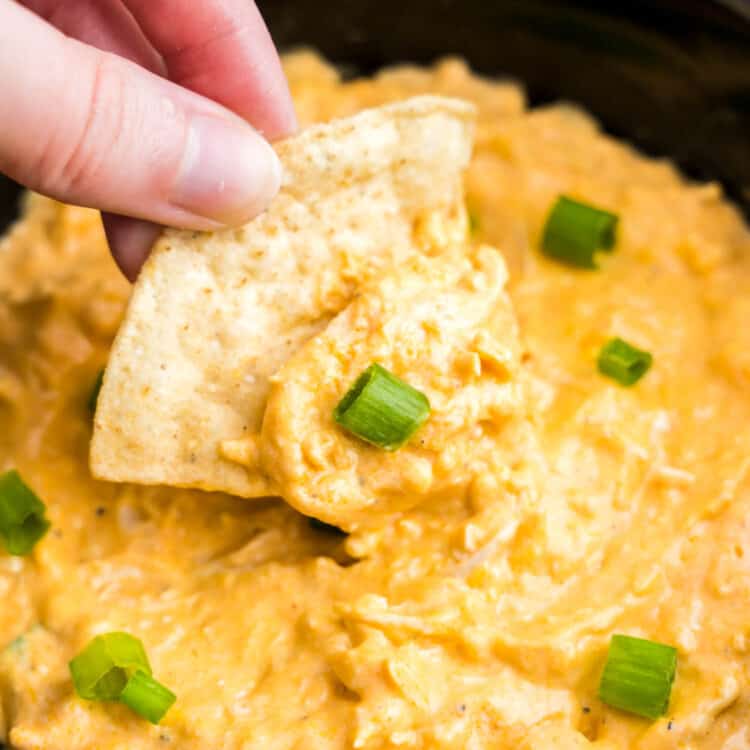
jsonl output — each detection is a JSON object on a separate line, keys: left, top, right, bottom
{"left": 2, "top": 52, "right": 750, "bottom": 749}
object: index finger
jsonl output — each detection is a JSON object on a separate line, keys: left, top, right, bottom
{"left": 122, "top": 0, "right": 297, "bottom": 140}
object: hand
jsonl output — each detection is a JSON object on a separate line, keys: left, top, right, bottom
{"left": 0, "top": 0, "right": 297, "bottom": 280}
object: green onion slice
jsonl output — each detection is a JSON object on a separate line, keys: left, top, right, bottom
{"left": 70, "top": 633, "right": 176, "bottom": 723}
{"left": 120, "top": 669, "right": 176, "bottom": 724}
{"left": 541, "top": 195, "right": 619, "bottom": 268}
{"left": 597, "top": 337, "right": 653, "bottom": 386}
{"left": 88, "top": 369, "right": 105, "bottom": 414}
{"left": 0, "top": 470, "right": 50, "bottom": 556}
{"left": 69, "top": 632, "right": 152, "bottom": 701}
{"left": 333, "top": 363, "right": 430, "bottom": 450}
{"left": 598, "top": 634, "right": 677, "bottom": 720}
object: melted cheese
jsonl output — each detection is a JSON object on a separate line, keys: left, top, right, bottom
{"left": 1, "top": 53, "right": 750, "bottom": 750}
{"left": 261, "top": 245, "right": 529, "bottom": 530}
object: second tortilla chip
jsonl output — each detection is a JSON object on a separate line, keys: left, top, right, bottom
{"left": 91, "top": 96, "right": 476, "bottom": 497}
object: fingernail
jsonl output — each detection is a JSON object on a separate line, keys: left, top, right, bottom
{"left": 171, "top": 115, "right": 281, "bottom": 225}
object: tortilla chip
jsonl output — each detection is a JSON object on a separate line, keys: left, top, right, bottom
{"left": 91, "top": 96, "right": 476, "bottom": 496}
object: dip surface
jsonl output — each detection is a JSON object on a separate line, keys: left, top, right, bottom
{"left": 1, "top": 53, "right": 750, "bottom": 749}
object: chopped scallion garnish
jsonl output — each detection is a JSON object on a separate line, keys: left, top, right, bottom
{"left": 69, "top": 632, "right": 176, "bottom": 724}
{"left": 120, "top": 669, "right": 176, "bottom": 724}
{"left": 333, "top": 363, "right": 430, "bottom": 450}
{"left": 541, "top": 196, "right": 619, "bottom": 268}
{"left": 69, "top": 632, "right": 151, "bottom": 701}
{"left": 598, "top": 634, "right": 677, "bottom": 720}
{"left": 88, "top": 369, "right": 105, "bottom": 414}
{"left": 0, "top": 470, "right": 50, "bottom": 556}
{"left": 597, "top": 338, "right": 652, "bottom": 386}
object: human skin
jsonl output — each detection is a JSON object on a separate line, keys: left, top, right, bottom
{"left": 0, "top": 0, "right": 297, "bottom": 280}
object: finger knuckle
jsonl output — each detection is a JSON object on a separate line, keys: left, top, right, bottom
{"left": 35, "top": 55, "right": 128, "bottom": 199}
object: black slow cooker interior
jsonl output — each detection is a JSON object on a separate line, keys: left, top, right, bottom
{"left": 1, "top": 0, "right": 749, "bottom": 234}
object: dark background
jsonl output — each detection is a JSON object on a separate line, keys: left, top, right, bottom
{"left": 2, "top": 0, "right": 750, "bottom": 234}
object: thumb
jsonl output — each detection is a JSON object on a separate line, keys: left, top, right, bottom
{"left": 0, "top": 2, "right": 281, "bottom": 230}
